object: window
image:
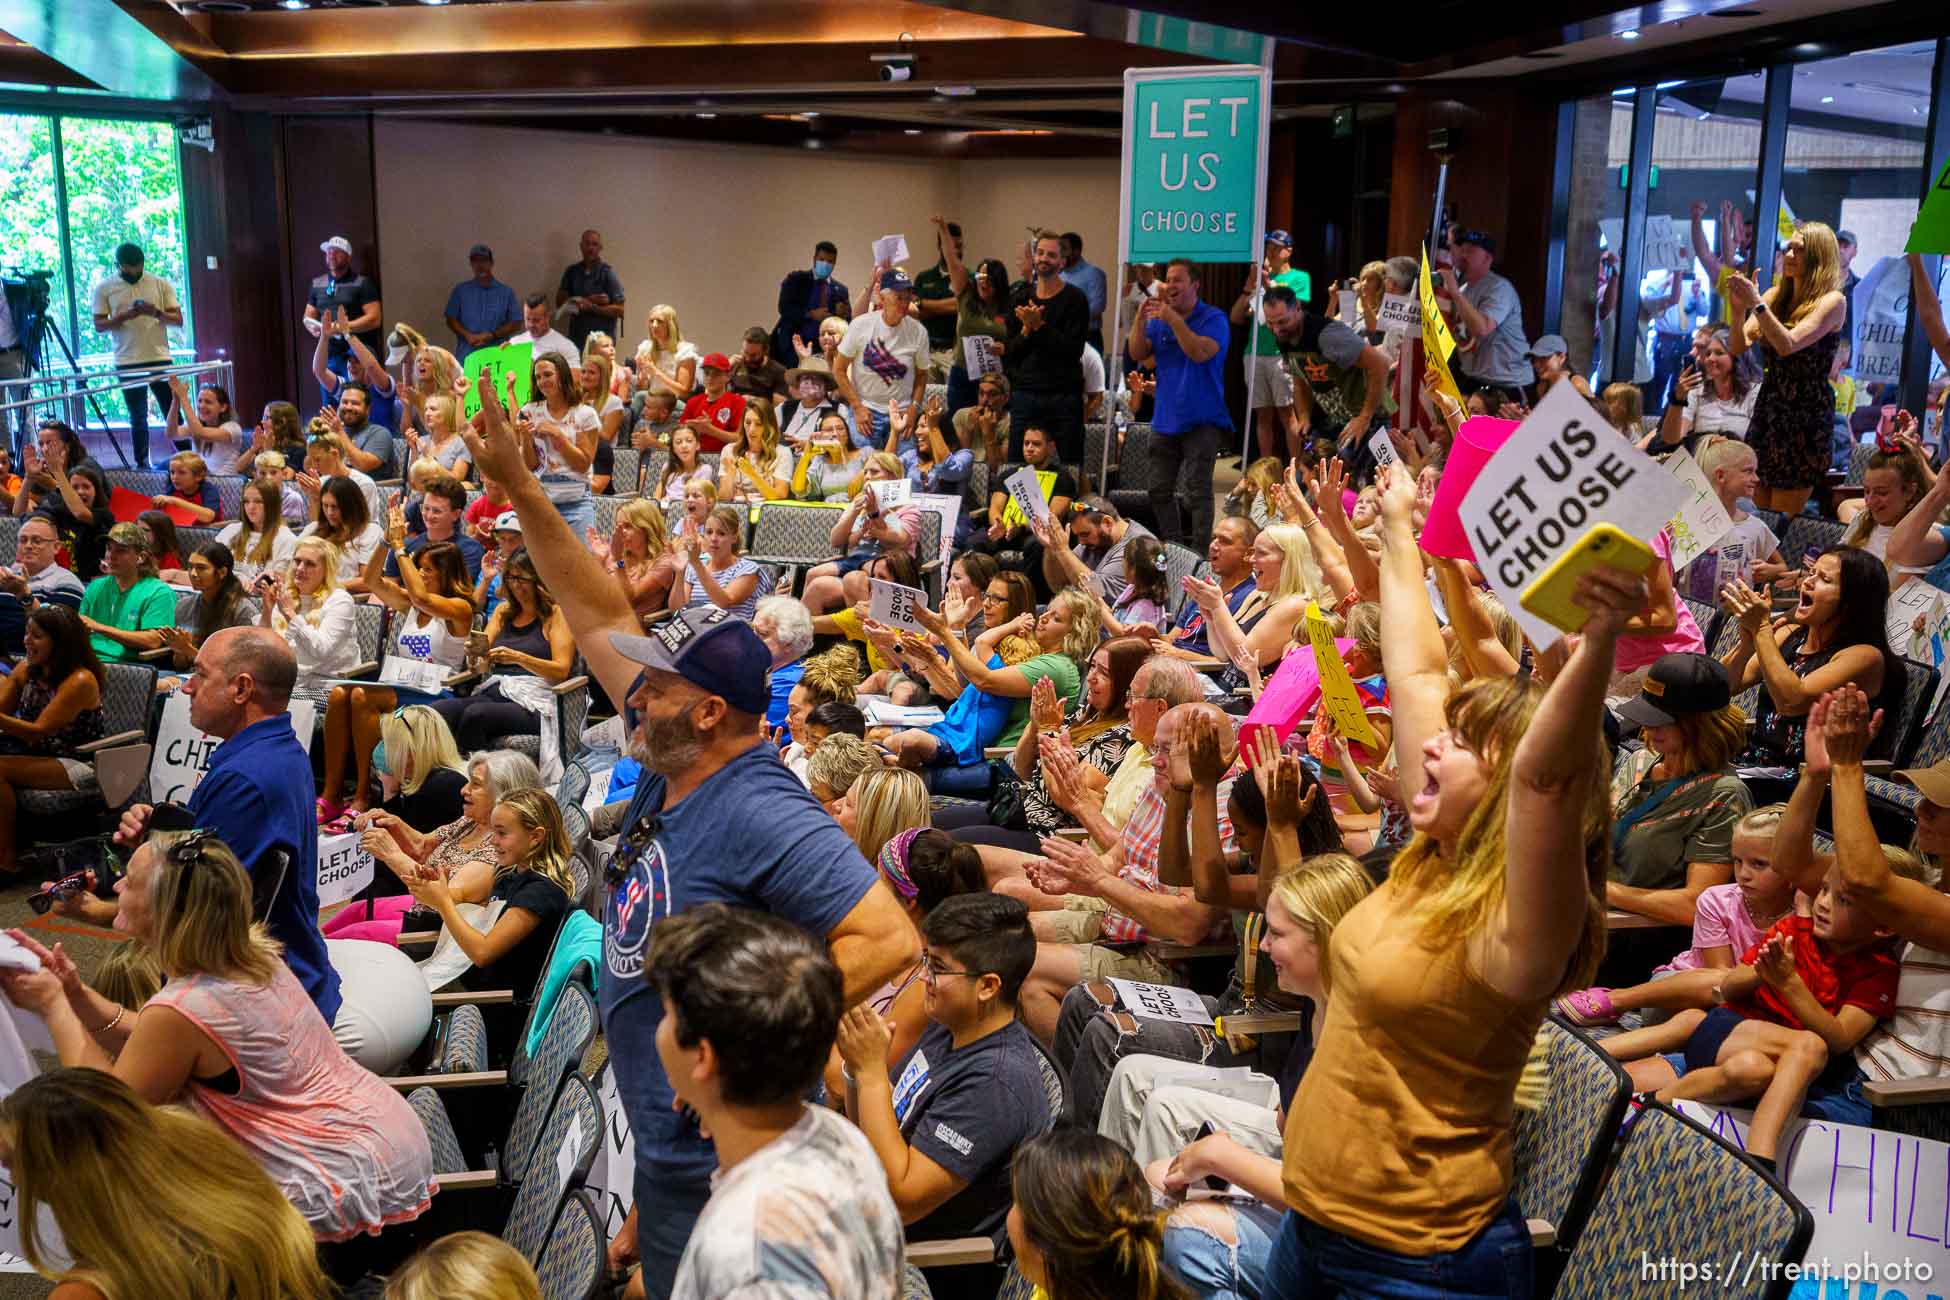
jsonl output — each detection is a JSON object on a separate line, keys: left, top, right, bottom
{"left": 1560, "top": 93, "right": 1628, "bottom": 379}
{"left": 0, "top": 110, "right": 190, "bottom": 369}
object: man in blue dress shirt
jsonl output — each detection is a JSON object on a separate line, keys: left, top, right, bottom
{"left": 443, "top": 243, "right": 523, "bottom": 360}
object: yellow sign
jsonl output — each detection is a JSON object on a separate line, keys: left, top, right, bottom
{"left": 1418, "top": 250, "right": 1464, "bottom": 410}
{"left": 1303, "top": 601, "right": 1381, "bottom": 750}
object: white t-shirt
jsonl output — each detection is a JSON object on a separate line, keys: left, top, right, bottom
{"left": 520, "top": 401, "right": 601, "bottom": 505}
{"left": 511, "top": 329, "right": 581, "bottom": 373}
{"left": 1683, "top": 384, "right": 1759, "bottom": 441}
{"left": 633, "top": 339, "right": 699, "bottom": 398}
{"left": 1679, "top": 512, "right": 1778, "bottom": 604}
{"left": 215, "top": 521, "right": 298, "bottom": 586}
{"left": 91, "top": 272, "right": 178, "bottom": 365}
{"left": 839, "top": 312, "right": 930, "bottom": 414}
{"left": 1080, "top": 344, "right": 1107, "bottom": 398}
{"left": 590, "top": 392, "right": 626, "bottom": 436}
{"left": 196, "top": 421, "right": 244, "bottom": 476}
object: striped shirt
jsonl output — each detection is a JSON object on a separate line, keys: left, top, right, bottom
{"left": 1859, "top": 943, "right": 1950, "bottom": 1081}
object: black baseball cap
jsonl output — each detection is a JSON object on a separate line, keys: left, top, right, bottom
{"left": 609, "top": 607, "right": 771, "bottom": 716}
{"left": 1615, "top": 653, "right": 1732, "bottom": 729}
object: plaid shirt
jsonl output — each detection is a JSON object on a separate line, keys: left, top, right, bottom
{"left": 1098, "top": 774, "right": 1237, "bottom": 946}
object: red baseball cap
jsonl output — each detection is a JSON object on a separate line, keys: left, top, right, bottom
{"left": 700, "top": 352, "right": 731, "bottom": 372}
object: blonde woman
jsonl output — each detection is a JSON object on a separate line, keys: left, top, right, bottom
{"left": 579, "top": 351, "right": 627, "bottom": 444}
{"left": 839, "top": 766, "right": 931, "bottom": 864}
{"left": 723, "top": 399, "right": 794, "bottom": 502}
{"left": 386, "top": 1232, "right": 541, "bottom": 1300}
{"left": 0, "top": 832, "right": 435, "bottom": 1248}
{"left": 256, "top": 535, "right": 358, "bottom": 702}
{"left": 404, "top": 787, "right": 575, "bottom": 995}
{"left": 792, "top": 409, "right": 869, "bottom": 502}
{"left": 589, "top": 496, "right": 680, "bottom": 621}
{"left": 669, "top": 503, "right": 764, "bottom": 620}
{"left": 1725, "top": 221, "right": 1848, "bottom": 514}
{"left": 1184, "top": 523, "right": 1333, "bottom": 674}
{"left": 215, "top": 478, "right": 298, "bottom": 586}
{"left": 633, "top": 304, "right": 698, "bottom": 400}
{"left": 402, "top": 390, "right": 472, "bottom": 484}
{"left": 0, "top": 1068, "right": 333, "bottom": 1300}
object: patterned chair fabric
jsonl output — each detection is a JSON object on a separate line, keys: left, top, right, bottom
{"left": 505, "top": 1072, "right": 603, "bottom": 1263}
{"left": 994, "top": 1262, "right": 1036, "bottom": 1300}
{"left": 407, "top": 1086, "right": 468, "bottom": 1176}
{"left": 535, "top": 1188, "right": 607, "bottom": 1300}
{"left": 1886, "top": 658, "right": 1939, "bottom": 767}
{"left": 1510, "top": 1018, "right": 1632, "bottom": 1253}
{"left": 0, "top": 515, "right": 17, "bottom": 566}
{"left": 19, "top": 662, "right": 159, "bottom": 818}
{"left": 352, "top": 602, "right": 388, "bottom": 665}
{"left": 1679, "top": 597, "right": 1721, "bottom": 651}
{"left": 1844, "top": 440, "right": 1876, "bottom": 485}
{"left": 899, "top": 1263, "right": 934, "bottom": 1300}
{"left": 641, "top": 450, "right": 670, "bottom": 495}
{"left": 1108, "top": 424, "right": 1155, "bottom": 523}
{"left": 1776, "top": 515, "right": 1846, "bottom": 566}
{"left": 439, "top": 1003, "right": 491, "bottom": 1075}
{"left": 1754, "top": 509, "right": 1789, "bottom": 538}
{"left": 105, "top": 469, "right": 169, "bottom": 498}
{"left": 1553, "top": 1100, "right": 1812, "bottom": 1299}
{"left": 504, "top": 982, "right": 598, "bottom": 1182}
{"left": 1162, "top": 543, "right": 1203, "bottom": 617}
{"left": 610, "top": 448, "right": 643, "bottom": 497}
{"left": 750, "top": 502, "right": 843, "bottom": 566}
{"left": 592, "top": 494, "right": 624, "bottom": 538}
{"left": 212, "top": 475, "right": 247, "bottom": 522}
{"left": 1082, "top": 421, "right": 1114, "bottom": 490}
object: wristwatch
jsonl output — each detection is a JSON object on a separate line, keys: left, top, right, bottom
{"left": 1751, "top": 301, "right": 1770, "bottom": 317}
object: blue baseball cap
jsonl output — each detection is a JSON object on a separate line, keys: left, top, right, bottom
{"left": 1264, "top": 230, "right": 1293, "bottom": 248}
{"left": 879, "top": 269, "right": 915, "bottom": 294}
{"left": 609, "top": 608, "right": 771, "bottom": 716}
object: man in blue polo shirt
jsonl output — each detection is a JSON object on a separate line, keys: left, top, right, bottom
{"left": 443, "top": 243, "right": 523, "bottom": 360}
{"left": 114, "top": 627, "right": 339, "bottom": 1023}
{"left": 1127, "top": 258, "right": 1232, "bottom": 546}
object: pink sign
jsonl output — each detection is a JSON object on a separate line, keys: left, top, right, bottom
{"left": 1238, "top": 638, "right": 1354, "bottom": 765}
{"left": 1418, "top": 415, "right": 1520, "bottom": 561}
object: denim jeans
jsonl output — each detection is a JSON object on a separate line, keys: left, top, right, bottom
{"left": 555, "top": 495, "right": 597, "bottom": 536}
{"left": 117, "top": 363, "right": 175, "bottom": 467}
{"left": 1264, "top": 1200, "right": 1533, "bottom": 1299}
{"left": 1165, "top": 1198, "right": 1284, "bottom": 1300}
{"left": 851, "top": 406, "right": 889, "bottom": 452}
{"left": 629, "top": 1165, "right": 712, "bottom": 1300}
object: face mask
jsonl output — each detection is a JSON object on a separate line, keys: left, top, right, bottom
{"left": 812, "top": 260, "right": 834, "bottom": 280}
{"left": 119, "top": 269, "right": 142, "bottom": 284}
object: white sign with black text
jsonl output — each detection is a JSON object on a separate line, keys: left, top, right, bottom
{"left": 1004, "top": 466, "right": 1053, "bottom": 527}
{"left": 315, "top": 832, "right": 377, "bottom": 908}
{"left": 1376, "top": 293, "right": 1419, "bottom": 334}
{"left": 1109, "top": 979, "right": 1215, "bottom": 1026}
{"left": 868, "top": 578, "right": 926, "bottom": 633}
{"left": 866, "top": 477, "right": 911, "bottom": 512}
{"left": 148, "top": 693, "right": 316, "bottom": 807}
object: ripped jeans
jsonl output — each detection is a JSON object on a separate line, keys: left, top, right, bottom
{"left": 1165, "top": 1198, "right": 1284, "bottom": 1300}
{"left": 1050, "top": 975, "right": 1297, "bottom": 1130}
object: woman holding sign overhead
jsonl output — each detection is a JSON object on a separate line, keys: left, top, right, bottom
{"left": 1266, "top": 461, "right": 1624, "bottom": 1296}
{"left": 1725, "top": 222, "right": 1848, "bottom": 516}
{"left": 801, "top": 451, "right": 920, "bottom": 614}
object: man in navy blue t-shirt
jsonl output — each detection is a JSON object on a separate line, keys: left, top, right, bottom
{"left": 1127, "top": 259, "right": 1232, "bottom": 546}
{"left": 458, "top": 388, "right": 918, "bottom": 1300}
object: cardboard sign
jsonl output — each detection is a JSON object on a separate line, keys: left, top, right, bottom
{"left": 867, "top": 577, "right": 925, "bottom": 633}
{"left": 963, "top": 335, "right": 1002, "bottom": 378}
{"left": 1419, "top": 415, "right": 1521, "bottom": 561}
{"left": 1908, "top": 152, "right": 1950, "bottom": 254}
{"left": 461, "top": 341, "right": 533, "bottom": 419}
{"left": 1643, "top": 214, "right": 1687, "bottom": 270}
{"left": 871, "top": 234, "right": 910, "bottom": 269}
{"left": 1368, "top": 428, "right": 1399, "bottom": 468}
{"left": 1004, "top": 466, "right": 1053, "bottom": 527}
{"left": 149, "top": 693, "right": 316, "bottom": 806}
{"left": 1376, "top": 292, "right": 1419, "bottom": 334}
{"left": 1108, "top": 979, "right": 1214, "bottom": 1026}
{"left": 1662, "top": 449, "right": 1735, "bottom": 573}
{"left": 1671, "top": 1100, "right": 1950, "bottom": 1293}
{"left": 1417, "top": 249, "right": 1462, "bottom": 409}
{"left": 315, "top": 831, "right": 376, "bottom": 908}
{"left": 1456, "top": 380, "right": 1688, "bottom": 648}
{"left": 866, "top": 477, "right": 911, "bottom": 511}
{"left": 1237, "top": 641, "right": 1345, "bottom": 762}
{"left": 1304, "top": 602, "right": 1381, "bottom": 749}
{"left": 912, "top": 491, "right": 961, "bottom": 569}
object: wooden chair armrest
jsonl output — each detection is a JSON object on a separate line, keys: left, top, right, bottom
{"left": 907, "top": 1238, "right": 995, "bottom": 1268}
{"left": 982, "top": 746, "right": 1013, "bottom": 760}
{"left": 398, "top": 931, "right": 438, "bottom": 948}
{"left": 431, "top": 1169, "right": 500, "bottom": 1193}
{"left": 1863, "top": 1076, "right": 1950, "bottom": 1107}
{"left": 1862, "top": 759, "right": 1893, "bottom": 773}
{"left": 1052, "top": 828, "right": 1091, "bottom": 842}
{"left": 430, "top": 989, "right": 515, "bottom": 1007}
{"left": 388, "top": 1069, "right": 509, "bottom": 1091}
{"left": 138, "top": 646, "right": 174, "bottom": 662}
{"left": 445, "top": 669, "right": 483, "bottom": 689}
{"left": 551, "top": 674, "right": 590, "bottom": 697}
{"left": 74, "top": 729, "right": 145, "bottom": 755}
{"left": 1528, "top": 1219, "right": 1556, "bottom": 1248}
{"left": 1212, "top": 1010, "right": 1304, "bottom": 1035}
{"left": 1151, "top": 943, "right": 1234, "bottom": 960}
{"left": 1606, "top": 909, "right": 1684, "bottom": 931}
{"left": 347, "top": 661, "right": 380, "bottom": 679}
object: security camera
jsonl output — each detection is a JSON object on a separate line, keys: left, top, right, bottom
{"left": 872, "top": 53, "right": 915, "bottom": 82}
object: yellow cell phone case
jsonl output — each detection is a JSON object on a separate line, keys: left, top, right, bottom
{"left": 1519, "top": 523, "right": 1658, "bottom": 635}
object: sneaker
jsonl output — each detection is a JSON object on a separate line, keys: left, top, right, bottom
{"left": 1552, "top": 987, "right": 1620, "bottom": 1027}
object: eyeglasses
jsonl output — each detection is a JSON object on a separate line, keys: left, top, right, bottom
{"left": 922, "top": 959, "right": 986, "bottom": 984}
{"left": 982, "top": 591, "right": 1009, "bottom": 604}
{"left": 15, "top": 534, "right": 52, "bottom": 546}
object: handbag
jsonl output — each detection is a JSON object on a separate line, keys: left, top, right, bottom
{"left": 985, "top": 759, "right": 1031, "bottom": 830}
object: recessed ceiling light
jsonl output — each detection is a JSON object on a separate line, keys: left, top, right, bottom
{"left": 1619, "top": 29, "right": 1640, "bottom": 40}
{"left": 419, "top": 0, "right": 451, "bottom": 6}
{"left": 194, "top": 0, "right": 250, "bottom": 10}
{"left": 696, "top": 112, "right": 717, "bottom": 119}
{"left": 279, "top": 0, "right": 308, "bottom": 9}
{"left": 904, "top": 128, "right": 922, "bottom": 135}
{"left": 803, "top": 111, "right": 821, "bottom": 119}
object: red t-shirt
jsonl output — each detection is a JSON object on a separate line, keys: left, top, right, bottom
{"left": 464, "top": 493, "right": 509, "bottom": 544}
{"left": 681, "top": 391, "right": 747, "bottom": 453}
{"left": 1732, "top": 914, "right": 1899, "bottom": 1030}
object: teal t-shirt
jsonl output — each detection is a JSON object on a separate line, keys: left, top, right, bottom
{"left": 79, "top": 573, "right": 177, "bottom": 662}
{"left": 1251, "top": 268, "right": 1311, "bottom": 356}
{"left": 997, "top": 652, "right": 1083, "bottom": 748}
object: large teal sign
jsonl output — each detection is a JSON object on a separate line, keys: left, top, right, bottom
{"left": 1122, "top": 67, "right": 1269, "bottom": 263}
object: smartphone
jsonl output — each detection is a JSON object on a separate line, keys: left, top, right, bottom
{"left": 466, "top": 630, "right": 489, "bottom": 657}
{"left": 1191, "top": 1123, "right": 1229, "bottom": 1191}
{"left": 1520, "top": 524, "right": 1659, "bottom": 635}
{"left": 28, "top": 868, "right": 93, "bottom": 916}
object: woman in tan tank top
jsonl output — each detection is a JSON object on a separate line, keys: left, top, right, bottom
{"left": 1266, "top": 462, "right": 1627, "bottom": 1297}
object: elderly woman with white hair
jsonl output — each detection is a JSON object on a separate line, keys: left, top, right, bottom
{"left": 753, "top": 593, "right": 817, "bottom": 742}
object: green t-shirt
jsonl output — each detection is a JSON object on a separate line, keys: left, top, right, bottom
{"left": 913, "top": 261, "right": 958, "bottom": 351}
{"left": 1251, "top": 268, "right": 1310, "bottom": 356}
{"left": 997, "top": 652, "right": 1082, "bottom": 749}
{"left": 79, "top": 573, "right": 177, "bottom": 662}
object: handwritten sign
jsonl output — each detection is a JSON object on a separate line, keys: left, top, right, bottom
{"left": 1908, "top": 152, "right": 1950, "bottom": 254}
{"left": 149, "top": 693, "right": 316, "bottom": 806}
{"left": 1108, "top": 979, "right": 1214, "bottom": 1026}
{"left": 1672, "top": 1100, "right": 1950, "bottom": 1294}
{"left": 1303, "top": 602, "right": 1381, "bottom": 749}
{"left": 381, "top": 655, "right": 449, "bottom": 695}
{"left": 871, "top": 234, "right": 910, "bottom": 269}
{"left": 1004, "top": 466, "right": 1053, "bottom": 527}
{"left": 315, "top": 831, "right": 376, "bottom": 908}
{"left": 963, "top": 335, "right": 1002, "bottom": 378}
{"left": 867, "top": 578, "right": 925, "bottom": 633}
{"left": 1888, "top": 580, "right": 1941, "bottom": 657}
{"left": 1456, "top": 380, "right": 1687, "bottom": 647}
{"left": 460, "top": 341, "right": 533, "bottom": 419}
{"left": 1376, "top": 293, "right": 1419, "bottom": 334}
{"left": 1644, "top": 214, "right": 1686, "bottom": 270}
{"left": 1663, "top": 449, "right": 1735, "bottom": 573}
{"left": 1417, "top": 250, "right": 1462, "bottom": 409}
{"left": 867, "top": 477, "right": 911, "bottom": 511}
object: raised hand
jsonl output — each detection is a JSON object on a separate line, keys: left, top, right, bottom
{"left": 1818, "top": 682, "right": 1881, "bottom": 769}
{"left": 1572, "top": 565, "right": 1649, "bottom": 642}
{"left": 1029, "top": 674, "right": 1064, "bottom": 731}
{"left": 1755, "top": 933, "right": 1797, "bottom": 991}
{"left": 1184, "top": 710, "right": 1227, "bottom": 788}
{"left": 1374, "top": 460, "right": 1417, "bottom": 528}
{"left": 1720, "top": 579, "right": 1770, "bottom": 637}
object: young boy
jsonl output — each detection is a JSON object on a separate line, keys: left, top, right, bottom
{"left": 645, "top": 903, "right": 904, "bottom": 1300}
{"left": 631, "top": 388, "right": 681, "bottom": 452}
{"left": 1680, "top": 436, "right": 1787, "bottom": 604}
{"left": 153, "top": 450, "right": 221, "bottom": 524}
{"left": 836, "top": 893, "right": 1052, "bottom": 1248}
{"left": 1604, "top": 857, "right": 1924, "bottom": 1169}
{"left": 463, "top": 472, "right": 510, "bottom": 545}
{"left": 256, "top": 450, "right": 310, "bottom": 528}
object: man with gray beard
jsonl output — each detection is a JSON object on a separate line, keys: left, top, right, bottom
{"left": 458, "top": 372, "right": 917, "bottom": 1300}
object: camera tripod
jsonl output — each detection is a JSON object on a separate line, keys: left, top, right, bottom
{"left": 4, "top": 269, "right": 132, "bottom": 468}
